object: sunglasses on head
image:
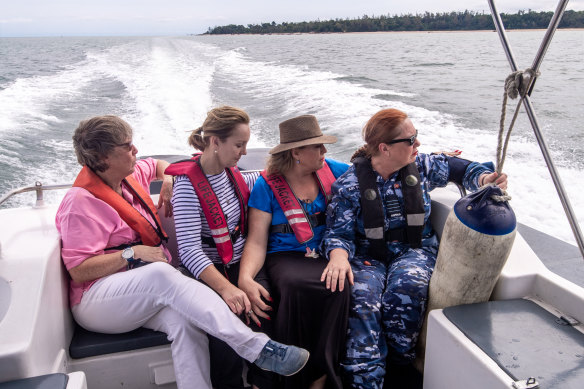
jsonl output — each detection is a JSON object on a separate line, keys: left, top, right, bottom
{"left": 388, "top": 131, "right": 418, "bottom": 146}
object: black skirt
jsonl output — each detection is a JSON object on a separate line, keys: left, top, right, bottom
{"left": 257, "top": 251, "right": 350, "bottom": 389}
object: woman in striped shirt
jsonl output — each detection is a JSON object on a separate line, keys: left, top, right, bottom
{"left": 170, "top": 106, "right": 269, "bottom": 389}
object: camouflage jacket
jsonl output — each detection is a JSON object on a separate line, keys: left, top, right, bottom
{"left": 322, "top": 153, "right": 494, "bottom": 260}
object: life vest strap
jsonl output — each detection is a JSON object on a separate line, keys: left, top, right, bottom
{"left": 270, "top": 212, "right": 326, "bottom": 234}
{"left": 386, "top": 227, "right": 407, "bottom": 242}
{"left": 105, "top": 240, "right": 143, "bottom": 252}
{"left": 399, "top": 163, "right": 424, "bottom": 248}
{"left": 357, "top": 227, "right": 410, "bottom": 244}
{"left": 201, "top": 226, "right": 242, "bottom": 248}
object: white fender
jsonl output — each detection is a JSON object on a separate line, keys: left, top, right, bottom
{"left": 416, "top": 185, "right": 516, "bottom": 371}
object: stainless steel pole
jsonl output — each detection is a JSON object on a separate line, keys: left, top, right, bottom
{"left": 487, "top": 0, "right": 584, "bottom": 258}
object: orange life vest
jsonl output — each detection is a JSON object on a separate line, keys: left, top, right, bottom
{"left": 261, "top": 161, "right": 335, "bottom": 244}
{"left": 164, "top": 155, "right": 250, "bottom": 265}
{"left": 72, "top": 165, "right": 168, "bottom": 247}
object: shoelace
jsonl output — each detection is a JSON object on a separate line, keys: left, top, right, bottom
{"left": 264, "top": 343, "right": 287, "bottom": 360}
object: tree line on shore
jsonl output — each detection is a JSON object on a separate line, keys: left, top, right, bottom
{"left": 205, "top": 10, "right": 584, "bottom": 34}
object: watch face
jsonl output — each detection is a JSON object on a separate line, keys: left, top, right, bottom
{"left": 122, "top": 247, "right": 134, "bottom": 260}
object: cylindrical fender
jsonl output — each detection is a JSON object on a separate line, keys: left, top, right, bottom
{"left": 416, "top": 185, "right": 516, "bottom": 371}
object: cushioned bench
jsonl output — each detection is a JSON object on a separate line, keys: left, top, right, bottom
{"left": 443, "top": 299, "right": 584, "bottom": 389}
{"left": 0, "top": 374, "right": 68, "bottom": 389}
{"left": 69, "top": 323, "right": 170, "bottom": 359}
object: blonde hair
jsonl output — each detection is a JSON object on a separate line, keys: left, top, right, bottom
{"left": 188, "top": 106, "right": 250, "bottom": 151}
{"left": 266, "top": 149, "right": 295, "bottom": 175}
{"left": 351, "top": 108, "right": 408, "bottom": 161}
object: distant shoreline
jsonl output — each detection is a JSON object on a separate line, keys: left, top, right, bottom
{"left": 198, "top": 28, "right": 584, "bottom": 36}
{"left": 205, "top": 10, "right": 584, "bottom": 36}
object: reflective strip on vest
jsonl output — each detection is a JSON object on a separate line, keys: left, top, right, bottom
{"left": 364, "top": 227, "right": 385, "bottom": 240}
{"left": 210, "top": 227, "right": 229, "bottom": 235}
{"left": 212, "top": 235, "right": 231, "bottom": 244}
{"left": 407, "top": 213, "right": 425, "bottom": 226}
{"left": 284, "top": 209, "right": 304, "bottom": 217}
{"left": 289, "top": 217, "right": 309, "bottom": 225}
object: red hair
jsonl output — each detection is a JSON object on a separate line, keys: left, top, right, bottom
{"left": 351, "top": 109, "right": 408, "bottom": 161}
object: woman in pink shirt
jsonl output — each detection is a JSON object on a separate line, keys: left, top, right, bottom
{"left": 56, "top": 115, "right": 309, "bottom": 389}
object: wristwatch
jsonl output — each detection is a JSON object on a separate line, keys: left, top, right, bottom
{"left": 122, "top": 247, "right": 138, "bottom": 268}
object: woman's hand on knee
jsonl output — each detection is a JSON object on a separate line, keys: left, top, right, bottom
{"left": 239, "top": 278, "right": 272, "bottom": 326}
{"left": 220, "top": 283, "right": 251, "bottom": 316}
{"left": 322, "top": 249, "right": 354, "bottom": 292}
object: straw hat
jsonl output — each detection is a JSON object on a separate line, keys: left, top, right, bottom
{"left": 269, "top": 115, "right": 337, "bottom": 154}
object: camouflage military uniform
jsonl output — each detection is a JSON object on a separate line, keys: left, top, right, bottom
{"left": 322, "top": 153, "right": 493, "bottom": 388}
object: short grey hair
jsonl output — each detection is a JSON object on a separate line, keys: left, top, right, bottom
{"left": 72, "top": 115, "right": 133, "bottom": 172}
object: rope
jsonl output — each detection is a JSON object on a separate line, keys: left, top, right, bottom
{"left": 497, "top": 68, "right": 539, "bottom": 174}
{"left": 477, "top": 182, "right": 512, "bottom": 202}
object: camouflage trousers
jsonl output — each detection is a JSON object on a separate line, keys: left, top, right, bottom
{"left": 342, "top": 241, "right": 438, "bottom": 389}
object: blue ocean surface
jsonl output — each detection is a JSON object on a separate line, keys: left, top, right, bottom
{"left": 0, "top": 31, "right": 582, "bottom": 245}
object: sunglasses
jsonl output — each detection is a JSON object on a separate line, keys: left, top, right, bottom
{"left": 388, "top": 131, "right": 418, "bottom": 146}
{"left": 117, "top": 141, "right": 134, "bottom": 151}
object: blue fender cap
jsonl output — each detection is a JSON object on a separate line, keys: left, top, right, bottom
{"left": 453, "top": 186, "right": 516, "bottom": 235}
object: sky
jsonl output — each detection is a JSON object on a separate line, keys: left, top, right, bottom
{"left": 1, "top": 0, "right": 583, "bottom": 37}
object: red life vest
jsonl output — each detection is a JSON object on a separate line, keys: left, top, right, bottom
{"left": 73, "top": 165, "right": 168, "bottom": 247}
{"left": 164, "top": 155, "right": 250, "bottom": 265}
{"left": 261, "top": 161, "right": 335, "bottom": 244}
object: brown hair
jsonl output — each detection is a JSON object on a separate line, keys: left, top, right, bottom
{"left": 73, "top": 115, "right": 133, "bottom": 172}
{"left": 351, "top": 108, "right": 408, "bottom": 161}
{"left": 188, "top": 106, "right": 250, "bottom": 151}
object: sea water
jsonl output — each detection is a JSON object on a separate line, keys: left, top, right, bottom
{"left": 0, "top": 31, "right": 582, "bottom": 245}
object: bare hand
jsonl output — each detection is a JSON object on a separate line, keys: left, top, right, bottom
{"left": 436, "top": 149, "right": 462, "bottom": 157}
{"left": 220, "top": 283, "right": 252, "bottom": 316}
{"left": 480, "top": 172, "right": 508, "bottom": 190}
{"left": 132, "top": 245, "right": 168, "bottom": 263}
{"left": 321, "top": 249, "right": 354, "bottom": 292}
{"left": 157, "top": 176, "right": 173, "bottom": 217}
{"left": 239, "top": 277, "right": 272, "bottom": 327}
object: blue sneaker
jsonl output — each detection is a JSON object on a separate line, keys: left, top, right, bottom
{"left": 253, "top": 340, "right": 309, "bottom": 376}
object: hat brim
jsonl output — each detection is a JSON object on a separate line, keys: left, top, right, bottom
{"left": 269, "top": 134, "right": 337, "bottom": 154}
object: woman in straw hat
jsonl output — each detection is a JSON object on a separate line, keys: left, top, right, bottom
{"left": 239, "top": 115, "right": 352, "bottom": 389}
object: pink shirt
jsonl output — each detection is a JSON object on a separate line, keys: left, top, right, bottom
{"left": 56, "top": 158, "right": 171, "bottom": 307}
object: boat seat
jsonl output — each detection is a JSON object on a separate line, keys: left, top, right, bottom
{"left": 69, "top": 323, "right": 170, "bottom": 359}
{"left": 443, "top": 299, "right": 584, "bottom": 389}
{"left": 0, "top": 374, "right": 67, "bottom": 389}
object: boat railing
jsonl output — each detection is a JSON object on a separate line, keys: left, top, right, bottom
{"left": 454, "top": 183, "right": 466, "bottom": 197}
{"left": 0, "top": 182, "right": 72, "bottom": 208}
{"left": 488, "top": 0, "right": 584, "bottom": 259}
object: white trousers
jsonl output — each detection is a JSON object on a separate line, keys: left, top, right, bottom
{"left": 72, "top": 262, "right": 269, "bottom": 389}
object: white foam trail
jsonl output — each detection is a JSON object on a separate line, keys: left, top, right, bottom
{"left": 214, "top": 49, "right": 417, "bottom": 146}
{"left": 0, "top": 66, "right": 91, "bottom": 135}
{"left": 83, "top": 38, "right": 220, "bottom": 156}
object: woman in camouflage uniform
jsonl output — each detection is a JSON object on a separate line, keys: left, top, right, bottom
{"left": 321, "top": 108, "right": 508, "bottom": 389}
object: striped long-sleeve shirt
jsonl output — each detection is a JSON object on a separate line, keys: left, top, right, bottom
{"left": 171, "top": 170, "right": 260, "bottom": 278}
